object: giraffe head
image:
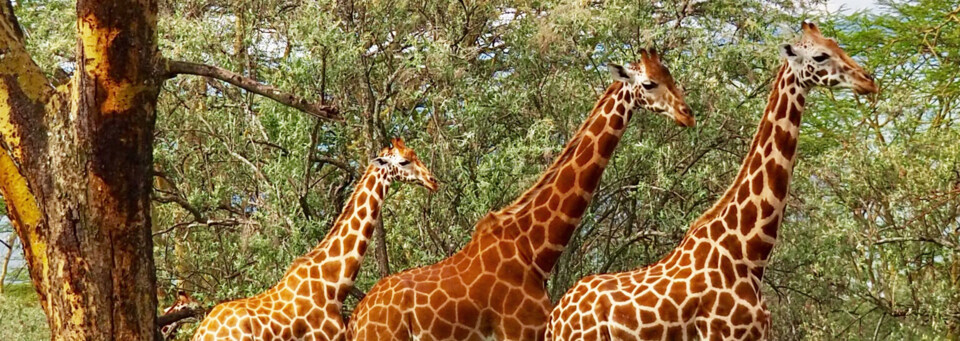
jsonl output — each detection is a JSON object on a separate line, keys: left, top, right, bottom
{"left": 373, "top": 138, "right": 439, "bottom": 191}
{"left": 780, "top": 21, "right": 878, "bottom": 95}
{"left": 607, "top": 48, "right": 695, "bottom": 127}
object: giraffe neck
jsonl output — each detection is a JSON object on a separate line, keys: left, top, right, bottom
{"left": 688, "top": 64, "right": 806, "bottom": 275}
{"left": 279, "top": 164, "right": 389, "bottom": 304}
{"left": 481, "top": 81, "right": 636, "bottom": 277}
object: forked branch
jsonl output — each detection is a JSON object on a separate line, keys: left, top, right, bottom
{"left": 164, "top": 60, "right": 341, "bottom": 121}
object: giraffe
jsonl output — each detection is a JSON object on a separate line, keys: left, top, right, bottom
{"left": 546, "top": 22, "right": 878, "bottom": 341}
{"left": 192, "top": 138, "right": 438, "bottom": 341}
{"left": 347, "top": 48, "right": 695, "bottom": 341}
{"left": 161, "top": 291, "right": 202, "bottom": 340}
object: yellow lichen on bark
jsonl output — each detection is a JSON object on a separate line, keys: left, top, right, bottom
{"left": 0, "top": 89, "right": 23, "bottom": 160}
{"left": 55, "top": 260, "right": 87, "bottom": 330}
{"left": 0, "top": 32, "right": 51, "bottom": 163}
{"left": 78, "top": 13, "right": 146, "bottom": 115}
{"left": 0, "top": 151, "right": 47, "bottom": 286}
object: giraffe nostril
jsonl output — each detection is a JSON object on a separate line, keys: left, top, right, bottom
{"left": 864, "top": 73, "right": 874, "bottom": 81}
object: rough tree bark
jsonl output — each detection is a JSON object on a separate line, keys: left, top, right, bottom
{"left": 0, "top": 1, "right": 339, "bottom": 339}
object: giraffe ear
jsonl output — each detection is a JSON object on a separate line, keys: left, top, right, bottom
{"left": 607, "top": 63, "right": 635, "bottom": 84}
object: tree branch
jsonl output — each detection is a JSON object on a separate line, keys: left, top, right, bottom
{"left": 164, "top": 60, "right": 342, "bottom": 121}
{"left": 311, "top": 156, "right": 357, "bottom": 177}
{"left": 156, "top": 306, "right": 204, "bottom": 329}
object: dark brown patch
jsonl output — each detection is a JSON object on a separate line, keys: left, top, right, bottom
{"left": 751, "top": 172, "right": 764, "bottom": 195}
{"left": 720, "top": 234, "right": 742, "bottom": 259}
{"left": 758, "top": 120, "right": 773, "bottom": 143}
{"left": 760, "top": 200, "right": 774, "bottom": 218}
{"left": 579, "top": 163, "right": 602, "bottom": 191}
{"left": 575, "top": 137, "right": 595, "bottom": 166}
{"left": 777, "top": 126, "right": 798, "bottom": 160}
{"left": 639, "top": 323, "right": 664, "bottom": 339}
{"left": 610, "top": 115, "right": 624, "bottom": 130}
{"left": 693, "top": 242, "right": 710, "bottom": 268}
{"left": 589, "top": 116, "right": 607, "bottom": 135}
{"left": 775, "top": 93, "right": 789, "bottom": 120}
{"left": 723, "top": 204, "right": 738, "bottom": 229}
{"left": 534, "top": 188, "right": 551, "bottom": 206}
{"left": 328, "top": 240, "right": 342, "bottom": 257}
{"left": 735, "top": 282, "right": 758, "bottom": 305}
{"left": 533, "top": 206, "right": 551, "bottom": 222}
{"left": 709, "top": 221, "right": 724, "bottom": 240}
{"left": 597, "top": 132, "right": 620, "bottom": 159}
{"left": 746, "top": 235, "right": 773, "bottom": 261}
{"left": 739, "top": 201, "right": 757, "bottom": 235}
{"left": 561, "top": 194, "right": 588, "bottom": 218}
{"left": 761, "top": 218, "right": 779, "bottom": 239}
{"left": 765, "top": 161, "right": 790, "bottom": 200}
{"left": 716, "top": 291, "right": 735, "bottom": 316}
{"left": 731, "top": 304, "right": 754, "bottom": 325}
{"left": 719, "top": 257, "right": 735, "bottom": 287}
{"left": 736, "top": 181, "right": 750, "bottom": 203}
{"left": 556, "top": 166, "right": 577, "bottom": 193}
{"left": 749, "top": 153, "right": 763, "bottom": 174}
{"left": 547, "top": 218, "right": 575, "bottom": 244}
{"left": 788, "top": 102, "right": 802, "bottom": 126}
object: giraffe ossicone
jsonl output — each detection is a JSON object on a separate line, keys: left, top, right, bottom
{"left": 546, "top": 22, "right": 878, "bottom": 341}
{"left": 347, "top": 48, "right": 693, "bottom": 341}
{"left": 192, "top": 138, "right": 437, "bottom": 341}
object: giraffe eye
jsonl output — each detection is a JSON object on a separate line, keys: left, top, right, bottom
{"left": 399, "top": 160, "right": 411, "bottom": 166}
{"left": 813, "top": 53, "right": 830, "bottom": 62}
{"left": 641, "top": 81, "right": 658, "bottom": 90}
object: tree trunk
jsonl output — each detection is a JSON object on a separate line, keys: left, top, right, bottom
{"left": 0, "top": 1, "right": 338, "bottom": 339}
{"left": 40, "top": 1, "right": 162, "bottom": 338}
{"left": 2, "top": 0, "right": 165, "bottom": 339}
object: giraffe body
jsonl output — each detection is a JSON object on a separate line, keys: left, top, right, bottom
{"left": 348, "top": 50, "right": 694, "bottom": 341}
{"left": 192, "top": 139, "right": 437, "bottom": 341}
{"left": 546, "top": 22, "right": 878, "bottom": 341}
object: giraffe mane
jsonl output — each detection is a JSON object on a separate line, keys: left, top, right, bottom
{"left": 687, "top": 64, "right": 789, "bottom": 232}
{"left": 468, "top": 82, "right": 624, "bottom": 239}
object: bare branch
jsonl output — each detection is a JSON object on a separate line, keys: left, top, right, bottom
{"left": 164, "top": 60, "right": 342, "bottom": 121}
{"left": 156, "top": 306, "right": 204, "bottom": 328}
{"left": 349, "top": 286, "right": 366, "bottom": 301}
{"left": 153, "top": 193, "right": 204, "bottom": 223}
{"left": 311, "top": 156, "right": 357, "bottom": 176}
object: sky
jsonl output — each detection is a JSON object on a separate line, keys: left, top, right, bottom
{"left": 827, "top": 0, "right": 878, "bottom": 13}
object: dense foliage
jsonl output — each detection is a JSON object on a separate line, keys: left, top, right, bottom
{"left": 6, "top": 0, "right": 958, "bottom": 339}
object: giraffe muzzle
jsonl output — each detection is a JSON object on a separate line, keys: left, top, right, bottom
{"left": 673, "top": 107, "right": 696, "bottom": 127}
{"left": 424, "top": 176, "right": 440, "bottom": 192}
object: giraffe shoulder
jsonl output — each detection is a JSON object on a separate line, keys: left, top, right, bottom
{"left": 470, "top": 211, "right": 503, "bottom": 237}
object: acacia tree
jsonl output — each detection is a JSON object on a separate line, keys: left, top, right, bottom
{"left": 0, "top": 0, "right": 337, "bottom": 339}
